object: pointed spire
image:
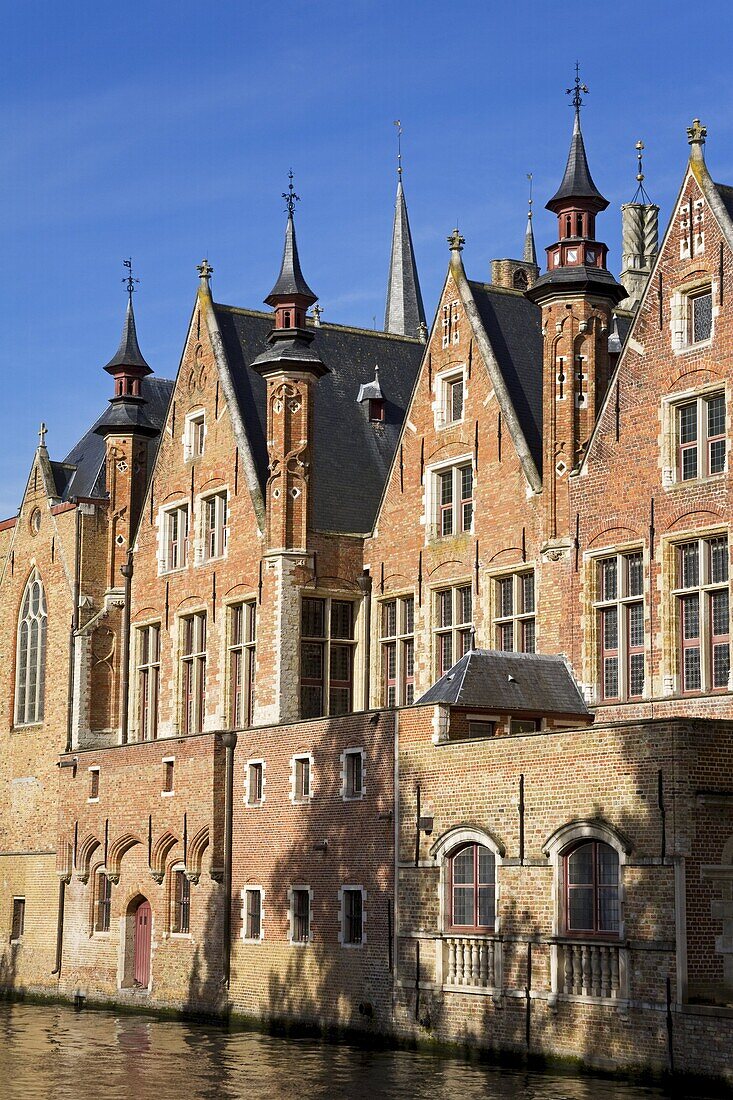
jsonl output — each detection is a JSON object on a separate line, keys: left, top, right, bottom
{"left": 546, "top": 72, "right": 608, "bottom": 214}
{"left": 265, "top": 172, "right": 317, "bottom": 307}
{"left": 384, "top": 126, "right": 426, "bottom": 338}
{"left": 524, "top": 173, "right": 537, "bottom": 266}
{"left": 95, "top": 263, "right": 157, "bottom": 438}
{"left": 103, "top": 264, "right": 151, "bottom": 376}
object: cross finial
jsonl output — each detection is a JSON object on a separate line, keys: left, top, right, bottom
{"left": 38, "top": 422, "right": 48, "bottom": 448}
{"left": 527, "top": 172, "right": 533, "bottom": 220}
{"left": 687, "top": 118, "right": 707, "bottom": 146}
{"left": 447, "top": 227, "right": 465, "bottom": 253}
{"left": 566, "top": 62, "right": 589, "bottom": 111}
{"left": 197, "top": 258, "right": 214, "bottom": 285}
{"left": 311, "top": 303, "right": 323, "bottom": 326}
{"left": 394, "top": 119, "right": 403, "bottom": 178}
{"left": 122, "top": 258, "right": 139, "bottom": 300}
{"left": 283, "top": 169, "right": 300, "bottom": 215}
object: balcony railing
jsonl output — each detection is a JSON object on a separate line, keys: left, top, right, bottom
{"left": 553, "top": 939, "right": 627, "bottom": 1001}
{"left": 442, "top": 934, "right": 500, "bottom": 991}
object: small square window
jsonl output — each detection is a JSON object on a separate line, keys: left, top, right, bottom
{"left": 11, "top": 897, "right": 25, "bottom": 941}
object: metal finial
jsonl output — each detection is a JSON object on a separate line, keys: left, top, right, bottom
{"left": 527, "top": 172, "right": 533, "bottom": 219}
{"left": 38, "top": 422, "right": 48, "bottom": 448}
{"left": 631, "top": 140, "right": 652, "bottom": 204}
{"left": 283, "top": 169, "right": 300, "bottom": 215}
{"left": 197, "top": 258, "right": 214, "bottom": 283}
{"left": 122, "top": 258, "right": 139, "bottom": 299}
{"left": 447, "top": 227, "right": 465, "bottom": 252}
{"left": 566, "top": 62, "right": 589, "bottom": 110}
{"left": 394, "top": 119, "right": 403, "bottom": 178}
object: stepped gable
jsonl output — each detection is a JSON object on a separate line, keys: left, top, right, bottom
{"left": 417, "top": 649, "right": 590, "bottom": 717}
{"left": 51, "top": 376, "right": 174, "bottom": 501}
{"left": 214, "top": 304, "right": 423, "bottom": 534}
{"left": 468, "top": 282, "right": 543, "bottom": 473}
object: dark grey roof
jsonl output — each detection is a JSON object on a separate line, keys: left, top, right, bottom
{"left": 384, "top": 179, "right": 426, "bottom": 338}
{"left": 416, "top": 649, "right": 590, "bottom": 717}
{"left": 610, "top": 311, "right": 633, "bottom": 354}
{"left": 529, "top": 263, "right": 628, "bottom": 306}
{"left": 469, "top": 283, "right": 543, "bottom": 472}
{"left": 524, "top": 214, "right": 538, "bottom": 266}
{"left": 715, "top": 183, "right": 733, "bottom": 223}
{"left": 547, "top": 110, "right": 608, "bottom": 214}
{"left": 56, "top": 376, "right": 173, "bottom": 501}
{"left": 214, "top": 306, "right": 424, "bottom": 533}
{"left": 265, "top": 213, "right": 317, "bottom": 306}
{"left": 103, "top": 298, "right": 151, "bottom": 374}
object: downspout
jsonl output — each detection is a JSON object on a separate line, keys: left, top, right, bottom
{"left": 221, "top": 730, "right": 238, "bottom": 988}
{"left": 119, "top": 552, "right": 133, "bottom": 744}
{"left": 51, "top": 877, "right": 66, "bottom": 976}
{"left": 358, "top": 569, "right": 372, "bottom": 709}
{"left": 392, "top": 709, "right": 399, "bottom": 1016}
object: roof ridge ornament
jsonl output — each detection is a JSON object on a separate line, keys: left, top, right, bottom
{"left": 38, "top": 422, "right": 48, "bottom": 450}
{"left": 447, "top": 227, "right": 465, "bottom": 253}
{"left": 687, "top": 118, "right": 707, "bottom": 147}
{"left": 566, "top": 62, "right": 588, "bottom": 112}
{"left": 197, "top": 258, "right": 214, "bottom": 286}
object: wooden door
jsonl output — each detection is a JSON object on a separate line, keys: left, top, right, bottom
{"left": 133, "top": 900, "right": 151, "bottom": 987}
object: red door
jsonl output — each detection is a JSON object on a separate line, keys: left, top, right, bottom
{"left": 133, "top": 900, "right": 151, "bottom": 987}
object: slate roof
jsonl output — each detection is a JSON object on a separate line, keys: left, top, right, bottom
{"left": 468, "top": 283, "right": 543, "bottom": 472}
{"left": 384, "top": 179, "right": 426, "bottom": 338}
{"left": 103, "top": 297, "right": 152, "bottom": 374}
{"left": 416, "top": 649, "right": 590, "bottom": 718}
{"left": 547, "top": 110, "right": 608, "bottom": 214}
{"left": 214, "top": 306, "right": 423, "bottom": 533}
{"left": 265, "top": 213, "right": 317, "bottom": 306}
{"left": 53, "top": 376, "right": 173, "bottom": 501}
{"left": 715, "top": 182, "right": 733, "bottom": 223}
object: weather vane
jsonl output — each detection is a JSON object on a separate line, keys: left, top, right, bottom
{"left": 122, "top": 258, "right": 139, "bottom": 299}
{"left": 394, "top": 119, "right": 402, "bottom": 177}
{"left": 566, "top": 62, "right": 588, "bottom": 110}
{"left": 283, "top": 169, "right": 300, "bottom": 215}
{"left": 527, "top": 172, "right": 533, "bottom": 220}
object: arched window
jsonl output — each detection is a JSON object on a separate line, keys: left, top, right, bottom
{"left": 449, "top": 843, "right": 495, "bottom": 931}
{"left": 563, "top": 840, "right": 619, "bottom": 936}
{"left": 15, "top": 570, "right": 47, "bottom": 725}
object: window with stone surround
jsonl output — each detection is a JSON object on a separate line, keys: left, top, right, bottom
{"left": 290, "top": 753, "right": 313, "bottom": 802}
{"left": 492, "top": 570, "right": 536, "bottom": 653}
{"left": 245, "top": 760, "right": 264, "bottom": 806}
{"left": 200, "top": 491, "right": 228, "bottom": 562}
{"left": 229, "top": 601, "right": 256, "bottom": 728}
{"left": 676, "top": 392, "right": 726, "bottom": 481}
{"left": 242, "top": 887, "right": 263, "bottom": 941}
{"left": 93, "top": 871, "right": 111, "bottom": 933}
{"left": 380, "top": 595, "right": 414, "bottom": 706}
{"left": 594, "top": 551, "right": 645, "bottom": 702}
{"left": 671, "top": 280, "right": 713, "bottom": 351}
{"left": 341, "top": 747, "right": 365, "bottom": 800}
{"left": 14, "top": 569, "right": 47, "bottom": 726}
{"left": 136, "top": 623, "right": 160, "bottom": 741}
{"left": 300, "top": 597, "right": 356, "bottom": 719}
{"left": 161, "top": 503, "right": 189, "bottom": 572}
{"left": 434, "top": 584, "right": 473, "bottom": 677}
{"left": 430, "top": 461, "right": 473, "bottom": 539}
{"left": 180, "top": 611, "right": 206, "bottom": 734}
{"left": 435, "top": 368, "right": 465, "bottom": 429}
{"left": 448, "top": 843, "right": 496, "bottom": 932}
{"left": 674, "top": 535, "right": 730, "bottom": 693}
{"left": 184, "top": 409, "right": 205, "bottom": 460}
{"left": 289, "top": 886, "right": 311, "bottom": 945}
{"left": 562, "top": 840, "right": 620, "bottom": 937}
{"left": 171, "top": 867, "right": 190, "bottom": 934}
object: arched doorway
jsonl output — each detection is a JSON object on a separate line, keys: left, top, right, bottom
{"left": 133, "top": 899, "right": 152, "bottom": 987}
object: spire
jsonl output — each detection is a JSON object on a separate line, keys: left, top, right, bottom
{"left": 103, "top": 262, "right": 151, "bottom": 376}
{"left": 620, "top": 140, "right": 659, "bottom": 309}
{"left": 95, "top": 262, "right": 157, "bottom": 438}
{"left": 546, "top": 70, "right": 608, "bottom": 214}
{"left": 524, "top": 173, "right": 537, "bottom": 266}
{"left": 265, "top": 172, "right": 317, "bottom": 307}
{"left": 384, "top": 124, "right": 426, "bottom": 338}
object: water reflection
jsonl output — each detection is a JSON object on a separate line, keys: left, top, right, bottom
{"left": 0, "top": 1003, "right": 714, "bottom": 1100}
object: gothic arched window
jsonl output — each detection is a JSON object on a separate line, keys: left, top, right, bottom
{"left": 15, "top": 569, "right": 47, "bottom": 725}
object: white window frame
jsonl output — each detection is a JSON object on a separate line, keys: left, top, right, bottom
{"left": 228, "top": 599, "right": 256, "bottom": 729}
{"left": 198, "top": 490, "right": 229, "bottom": 564}
{"left": 88, "top": 766, "right": 100, "bottom": 804}
{"left": 287, "top": 884, "right": 313, "bottom": 946}
{"left": 289, "top": 752, "right": 314, "bottom": 804}
{"left": 338, "top": 885, "right": 366, "bottom": 948}
{"left": 340, "top": 747, "right": 366, "bottom": 801}
{"left": 159, "top": 502, "right": 189, "bottom": 574}
{"left": 136, "top": 621, "right": 161, "bottom": 741}
{"left": 244, "top": 758, "right": 265, "bottom": 807}
{"left": 240, "top": 885, "right": 264, "bottom": 942}
{"left": 426, "top": 454, "right": 474, "bottom": 541}
{"left": 672, "top": 533, "right": 731, "bottom": 694}
{"left": 161, "top": 756, "right": 175, "bottom": 797}
{"left": 661, "top": 383, "right": 728, "bottom": 489}
{"left": 491, "top": 568, "right": 537, "bottom": 653}
{"left": 433, "top": 582, "right": 473, "bottom": 677}
{"left": 433, "top": 366, "right": 466, "bottom": 430}
{"left": 184, "top": 409, "right": 206, "bottom": 460}
{"left": 179, "top": 610, "right": 207, "bottom": 735}
{"left": 591, "top": 549, "right": 645, "bottom": 703}
{"left": 379, "top": 594, "right": 415, "bottom": 707}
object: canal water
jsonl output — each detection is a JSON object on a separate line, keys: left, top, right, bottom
{"left": 0, "top": 1002, "right": 720, "bottom": 1099}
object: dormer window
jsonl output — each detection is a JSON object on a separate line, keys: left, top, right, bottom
{"left": 368, "top": 398, "right": 384, "bottom": 422}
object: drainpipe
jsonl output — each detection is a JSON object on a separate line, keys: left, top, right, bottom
{"left": 51, "top": 877, "right": 67, "bottom": 977}
{"left": 221, "top": 730, "right": 238, "bottom": 988}
{"left": 357, "top": 570, "right": 372, "bottom": 709}
{"left": 119, "top": 552, "right": 134, "bottom": 744}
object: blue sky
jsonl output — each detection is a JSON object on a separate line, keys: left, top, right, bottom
{"left": 2, "top": 0, "right": 733, "bottom": 515}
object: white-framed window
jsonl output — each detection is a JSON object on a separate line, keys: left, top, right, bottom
{"left": 161, "top": 503, "right": 189, "bottom": 572}
{"left": 288, "top": 885, "right": 312, "bottom": 945}
{"left": 434, "top": 584, "right": 473, "bottom": 676}
{"left": 300, "top": 597, "right": 356, "bottom": 719}
{"left": 380, "top": 595, "right": 415, "bottom": 706}
{"left": 162, "top": 756, "right": 175, "bottom": 796}
{"left": 429, "top": 459, "right": 473, "bottom": 539}
{"left": 676, "top": 392, "right": 726, "bottom": 481}
{"left": 341, "top": 747, "right": 365, "bottom": 800}
{"left": 241, "top": 886, "right": 264, "bottom": 941}
{"left": 229, "top": 601, "right": 256, "bottom": 728}
{"left": 493, "top": 570, "right": 536, "bottom": 652}
{"left": 136, "top": 622, "right": 160, "bottom": 741}
{"left": 88, "top": 766, "right": 100, "bottom": 802}
{"left": 594, "top": 551, "right": 645, "bottom": 702}
{"left": 14, "top": 569, "right": 47, "bottom": 726}
{"left": 245, "top": 759, "right": 265, "bottom": 806}
{"left": 180, "top": 611, "right": 206, "bottom": 735}
{"left": 674, "top": 534, "right": 730, "bottom": 693}
{"left": 171, "top": 865, "right": 190, "bottom": 934}
{"left": 185, "top": 409, "right": 206, "bottom": 459}
{"left": 338, "top": 885, "right": 366, "bottom": 947}
{"left": 441, "top": 300, "right": 460, "bottom": 348}
{"left": 290, "top": 753, "right": 314, "bottom": 803}
{"left": 201, "top": 491, "right": 228, "bottom": 562}
{"left": 434, "top": 368, "right": 465, "bottom": 428}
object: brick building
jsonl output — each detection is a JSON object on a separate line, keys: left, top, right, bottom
{"left": 2, "top": 90, "right": 733, "bottom": 1083}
